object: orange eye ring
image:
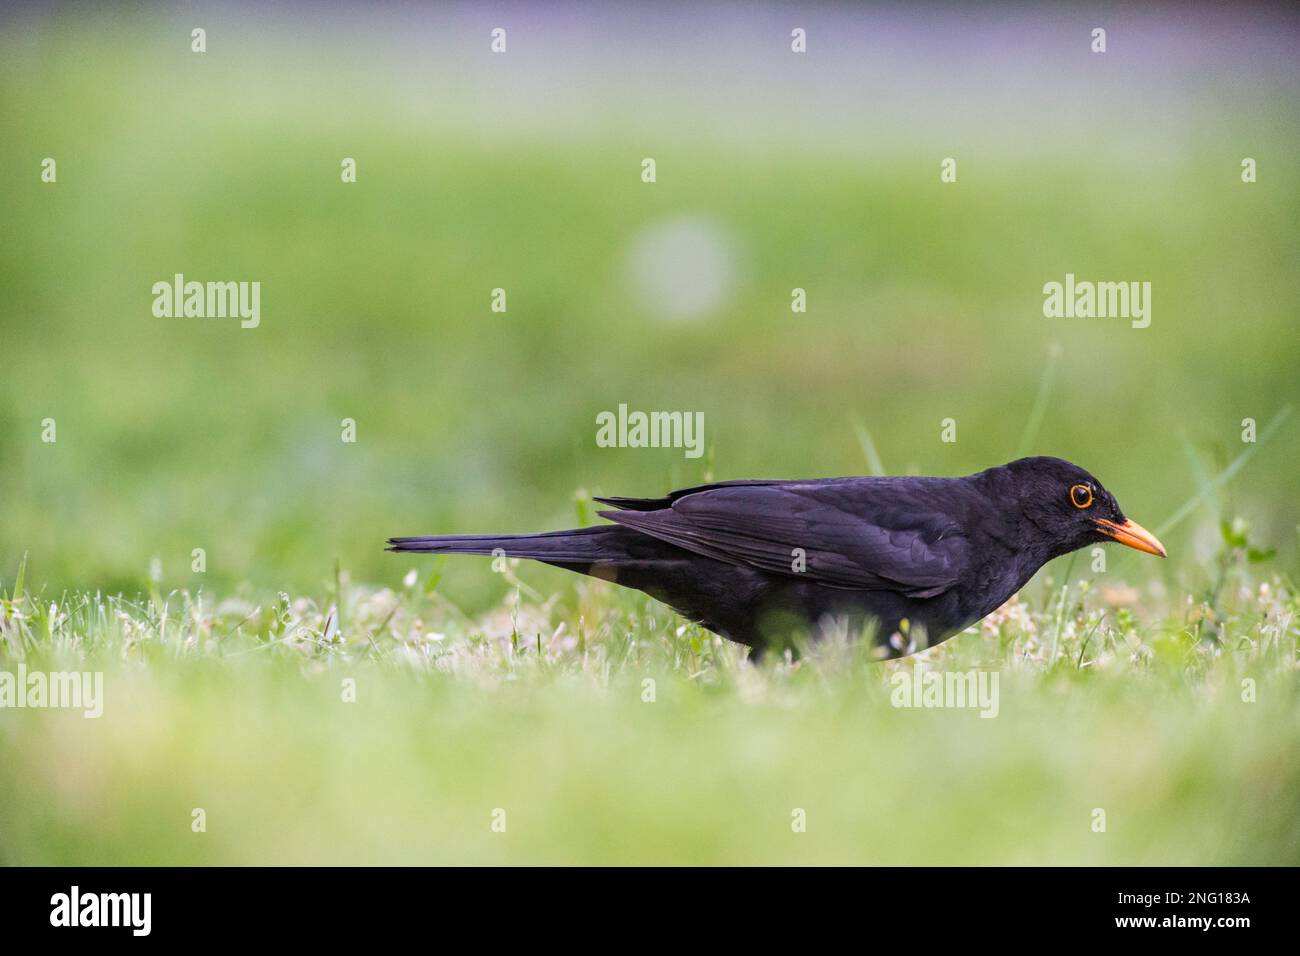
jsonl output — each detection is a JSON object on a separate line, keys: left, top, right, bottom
{"left": 1070, "top": 484, "right": 1093, "bottom": 509}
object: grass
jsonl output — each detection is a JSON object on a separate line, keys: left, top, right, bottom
{"left": 2, "top": 7, "right": 1299, "bottom": 866}
{"left": 3, "top": 11, "right": 1299, "bottom": 602}
{"left": 1, "top": 520, "right": 1298, "bottom": 866}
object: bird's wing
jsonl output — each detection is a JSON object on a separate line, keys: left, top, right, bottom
{"left": 594, "top": 479, "right": 784, "bottom": 511}
{"left": 599, "top": 479, "right": 970, "bottom": 598}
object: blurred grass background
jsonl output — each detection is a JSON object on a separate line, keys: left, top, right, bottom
{"left": 6, "top": 660, "right": 1297, "bottom": 866}
{"left": 2, "top": 3, "right": 1297, "bottom": 609}
{"left": 1, "top": 578, "right": 1297, "bottom": 865}
{"left": 1, "top": 2, "right": 1299, "bottom": 865}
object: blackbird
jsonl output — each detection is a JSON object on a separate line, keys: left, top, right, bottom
{"left": 388, "top": 456, "right": 1165, "bottom": 658}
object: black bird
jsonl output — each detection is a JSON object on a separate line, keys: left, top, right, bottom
{"left": 388, "top": 457, "right": 1166, "bottom": 658}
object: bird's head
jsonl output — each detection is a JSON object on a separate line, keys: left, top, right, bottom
{"left": 998, "top": 456, "right": 1167, "bottom": 560}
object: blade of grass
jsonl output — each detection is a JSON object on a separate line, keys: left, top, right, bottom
{"left": 1112, "top": 404, "right": 1292, "bottom": 568}
{"left": 1178, "top": 432, "right": 1222, "bottom": 515}
{"left": 851, "top": 416, "right": 886, "bottom": 476}
{"left": 1015, "top": 341, "right": 1063, "bottom": 459}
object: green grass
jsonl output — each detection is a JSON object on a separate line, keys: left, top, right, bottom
{"left": 2, "top": 9, "right": 1299, "bottom": 866}
{"left": 1, "top": 528, "right": 1297, "bottom": 865}
{"left": 2, "top": 12, "right": 1298, "bottom": 604}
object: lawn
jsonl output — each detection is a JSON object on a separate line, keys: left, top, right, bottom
{"left": 1, "top": 5, "right": 1298, "bottom": 865}
{"left": 2, "top": 531, "right": 1298, "bottom": 865}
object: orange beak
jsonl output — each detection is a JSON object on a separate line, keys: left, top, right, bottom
{"left": 1095, "top": 517, "right": 1167, "bottom": 558}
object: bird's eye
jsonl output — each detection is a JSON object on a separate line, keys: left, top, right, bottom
{"left": 1070, "top": 484, "right": 1093, "bottom": 509}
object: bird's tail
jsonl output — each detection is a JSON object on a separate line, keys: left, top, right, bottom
{"left": 386, "top": 525, "right": 622, "bottom": 563}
